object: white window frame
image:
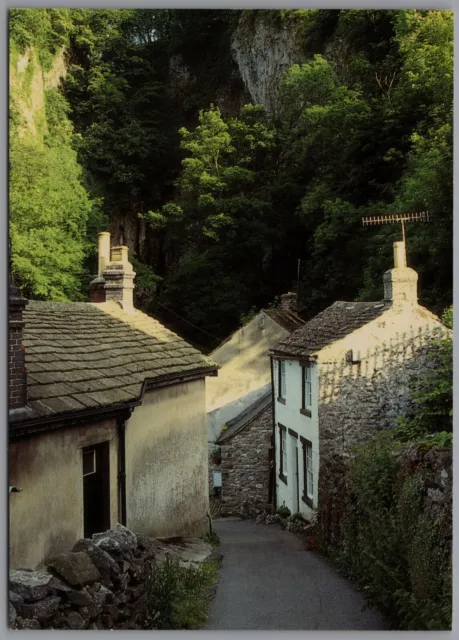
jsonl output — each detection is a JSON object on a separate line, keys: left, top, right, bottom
{"left": 82, "top": 449, "right": 96, "bottom": 477}
{"left": 279, "top": 360, "right": 286, "bottom": 400}
{"left": 279, "top": 424, "right": 288, "bottom": 482}
{"left": 302, "top": 365, "right": 312, "bottom": 410}
{"left": 305, "top": 443, "right": 314, "bottom": 499}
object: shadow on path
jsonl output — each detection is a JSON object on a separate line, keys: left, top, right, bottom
{"left": 206, "top": 518, "right": 387, "bottom": 630}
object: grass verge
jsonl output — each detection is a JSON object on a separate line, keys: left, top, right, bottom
{"left": 143, "top": 557, "right": 219, "bottom": 630}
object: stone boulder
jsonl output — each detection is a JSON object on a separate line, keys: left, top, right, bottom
{"left": 73, "top": 538, "right": 120, "bottom": 584}
{"left": 92, "top": 524, "right": 137, "bottom": 557}
{"left": 9, "top": 602, "right": 17, "bottom": 626}
{"left": 45, "top": 551, "right": 100, "bottom": 587}
{"left": 17, "top": 596, "right": 61, "bottom": 621}
{"left": 9, "top": 570, "right": 53, "bottom": 602}
{"left": 15, "top": 617, "right": 41, "bottom": 629}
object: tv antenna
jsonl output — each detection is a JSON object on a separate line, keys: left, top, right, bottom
{"left": 362, "top": 210, "right": 429, "bottom": 245}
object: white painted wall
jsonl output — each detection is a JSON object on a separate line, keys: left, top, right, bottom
{"left": 126, "top": 379, "right": 209, "bottom": 538}
{"left": 273, "top": 358, "right": 319, "bottom": 519}
{"left": 206, "top": 311, "right": 289, "bottom": 417}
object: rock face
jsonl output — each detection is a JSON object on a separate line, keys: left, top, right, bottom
{"left": 231, "top": 14, "right": 305, "bottom": 116}
{"left": 9, "top": 525, "right": 215, "bottom": 631}
{"left": 219, "top": 403, "right": 273, "bottom": 517}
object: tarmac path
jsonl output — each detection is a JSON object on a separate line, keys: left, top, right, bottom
{"left": 206, "top": 518, "right": 387, "bottom": 630}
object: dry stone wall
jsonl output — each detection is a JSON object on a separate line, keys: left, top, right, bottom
{"left": 9, "top": 524, "right": 210, "bottom": 631}
{"left": 220, "top": 404, "right": 273, "bottom": 517}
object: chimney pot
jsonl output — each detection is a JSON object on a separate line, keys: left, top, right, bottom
{"left": 394, "top": 241, "right": 407, "bottom": 269}
{"left": 383, "top": 241, "right": 418, "bottom": 309}
{"left": 98, "top": 232, "right": 111, "bottom": 277}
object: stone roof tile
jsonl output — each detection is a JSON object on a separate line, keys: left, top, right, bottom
{"left": 16, "top": 300, "right": 217, "bottom": 423}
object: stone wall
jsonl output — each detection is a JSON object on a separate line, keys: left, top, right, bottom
{"left": 9, "top": 524, "right": 158, "bottom": 630}
{"left": 220, "top": 404, "right": 273, "bottom": 517}
{"left": 317, "top": 300, "right": 450, "bottom": 457}
{"left": 318, "top": 332, "right": 444, "bottom": 463}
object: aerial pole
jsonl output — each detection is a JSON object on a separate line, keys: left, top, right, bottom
{"left": 362, "top": 210, "right": 429, "bottom": 266}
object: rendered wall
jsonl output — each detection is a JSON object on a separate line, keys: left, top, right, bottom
{"left": 206, "top": 311, "right": 288, "bottom": 417}
{"left": 125, "top": 379, "right": 209, "bottom": 538}
{"left": 9, "top": 418, "right": 118, "bottom": 570}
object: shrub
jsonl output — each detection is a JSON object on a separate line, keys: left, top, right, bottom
{"left": 276, "top": 505, "right": 291, "bottom": 518}
{"left": 326, "top": 433, "right": 452, "bottom": 630}
{"left": 142, "top": 557, "right": 218, "bottom": 630}
{"left": 202, "top": 531, "right": 220, "bottom": 548}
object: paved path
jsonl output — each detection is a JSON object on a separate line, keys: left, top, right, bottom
{"left": 206, "top": 518, "right": 387, "bottom": 630}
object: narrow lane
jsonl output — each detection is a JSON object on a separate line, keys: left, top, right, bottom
{"left": 206, "top": 518, "right": 387, "bottom": 630}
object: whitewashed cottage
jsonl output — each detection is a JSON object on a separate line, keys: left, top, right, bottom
{"left": 269, "top": 240, "right": 449, "bottom": 519}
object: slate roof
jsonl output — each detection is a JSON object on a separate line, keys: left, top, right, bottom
{"left": 13, "top": 301, "right": 217, "bottom": 424}
{"left": 216, "top": 390, "right": 272, "bottom": 444}
{"left": 263, "top": 308, "right": 305, "bottom": 333}
{"left": 270, "top": 301, "right": 388, "bottom": 358}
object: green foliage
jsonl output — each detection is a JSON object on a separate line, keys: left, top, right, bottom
{"left": 10, "top": 8, "right": 73, "bottom": 70}
{"left": 202, "top": 531, "right": 221, "bottom": 548}
{"left": 290, "top": 512, "right": 305, "bottom": 522}
{"left": 395, "top": 307, "right": 452, "bottom": 443}
{"left": 329, "top": 433, "right": 452, "bottom": 630}
{"left": 276, "top": 505, "right": 291, "bottom": 518}
{"left": 9, "top": 85, "right": 96, "bottom": 299}
{"left": 9, "top": 8, "right": 453, "bottom": 348}
{"left": 143, "top": 557, "right": 218, "bottom": 630}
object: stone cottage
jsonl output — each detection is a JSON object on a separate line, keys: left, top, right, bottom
{"left": 217, "top": 390, "right": 272, "bottom": 517}
{"left": 206, "top": 293, "right": 304, "bottom": 495}
{"left": 9, "top": 232, "right": 218, "bottom": 570}
{"left": 269, "top": 240, "right": 449, "bottom": 519}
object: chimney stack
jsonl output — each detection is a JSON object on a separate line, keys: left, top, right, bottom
{"left": 280, "top": 292, "right": 298, "bottom": 314}
{"left": 103, "top": 245, "right": 136, "bottom": 310}
{"left": 383, "top": 240, "right": 418, "bottom": 310}
{"left": 9, "top": 284, "right": 29, "bottom": 411}
{"left": 89, "top": 233, "right": 136, "bottom": 309}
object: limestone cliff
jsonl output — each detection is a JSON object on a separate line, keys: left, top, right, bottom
{"left": 10, "top": 47, "right": 67, "bottom": 143}
{"left": 231, "top": 13, "right": 306, "bottom": 117}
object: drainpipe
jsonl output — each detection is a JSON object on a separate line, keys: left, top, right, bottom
{"left": 117, "top": 412, "right": 129, "bottom": 526}
{"left": 269, "top": 356, "right": 277, "bottom": 510}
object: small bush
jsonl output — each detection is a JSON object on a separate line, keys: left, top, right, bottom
{"left": 276, "top": 505, "right": 291, "bottom": 518}
{"left": 202, "top": 531, "right": 220, "bottom": 548}
{"left": 290, "top": 511, "right": 304, "bottom": 522}
{"left": 142, "top": 557, "right": 218, "bottom": 630}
